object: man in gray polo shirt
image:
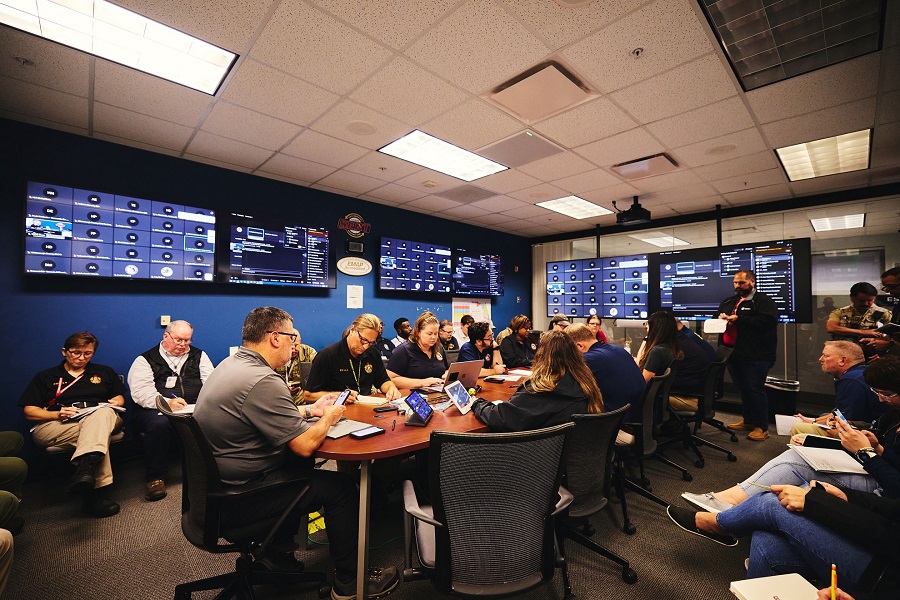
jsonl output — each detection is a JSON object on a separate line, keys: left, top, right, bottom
{"left": 194, "top": 306, "right": 399, "bottom": 599}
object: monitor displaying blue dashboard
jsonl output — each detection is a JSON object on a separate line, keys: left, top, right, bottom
{"left": 546, "top": 255, "right": 649, "bottom": 319}
{"left": 24, "top": 181, "right": 215, "bottom": 281}
{"left": 648, "top": 238, "right": 811, "bottom": 322}
{"left": 220, "top": 212, "right": 334, "bottom": 288}
{"left": 379, "top": 237, "right": 451, "bottom": 293}
{"left": 452, "top": 251, "right": 503, "bottom": 296}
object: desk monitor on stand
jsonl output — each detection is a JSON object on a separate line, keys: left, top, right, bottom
{"left": 404, "top": 390, "right": 433, "bottom": 427}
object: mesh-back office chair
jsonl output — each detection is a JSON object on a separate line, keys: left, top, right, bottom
{"left": 402, "top": 423, "right": 575, "bottom": 598}
{"left": 157, "top": 397, "right": 328, "bottom": 600}
{"left": 699, "top": 345, "right": 739, "bottom": 441}
{"left": 297, "top": 362, "right": 314, "bottom": 390}
{"left": 561, "top": 406, "right": 637, "bottom": 584}
{"left": 666, "top": 358, "right": 738, "bottom": 467}
{"left": 614, "top": 369, "right": 677, "bottom": 509}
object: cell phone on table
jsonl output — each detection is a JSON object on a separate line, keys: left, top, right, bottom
{"left": 334, "top": 389, "right": 352, "bottom": 406}
{"left": 350, "top": 425, "right": 385, "bottom": 439}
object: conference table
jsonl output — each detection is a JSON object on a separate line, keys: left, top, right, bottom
{"left": 315, "top": 377, "right": 519, "bottom": 598}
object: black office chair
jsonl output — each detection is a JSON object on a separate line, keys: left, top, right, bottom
{"left": 157, "top": 396, "right": 328, "bottom": 600}
{"left": 402, "top": 423, "right": 576, "bottom": 598}
{"left": 614, "top": 369, "right": 679, "bottom": 509}
{"left": 560, "top": 406, "right": 637, "bottom": 584}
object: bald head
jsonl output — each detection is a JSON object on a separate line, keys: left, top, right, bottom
{"left": 162, "top": 320, "right": 193, "bottom": 356}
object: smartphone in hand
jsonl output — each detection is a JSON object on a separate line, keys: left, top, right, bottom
{"left": 334, "top": 389, "right": 352, "bottom": 406}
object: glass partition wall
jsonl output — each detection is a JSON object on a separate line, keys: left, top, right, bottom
{"left": 532, "top": 194, "right": 900, "bottom": 410}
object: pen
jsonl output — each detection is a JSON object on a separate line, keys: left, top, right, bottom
{"left": 747, "top": 481, "right": 770, "bottom": 490}
{"left": 392, "top": 419, "right": 396, "bottom": 431}
{"left": 791, "top": 469, "right": 810, "bottom": 486}
{"left": 831, "top": 563, "right": 836, "bottom": 600}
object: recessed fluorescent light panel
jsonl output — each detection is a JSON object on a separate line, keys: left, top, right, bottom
{"left": 536, "top": 196, "right": 612, "bottom": 219}
{"left": 0, "top": 0, "right": 237, "bottom": 94}
{"left": 776, "top": 129, "right": 871, "bottom": 182}
{"left": 628, "top": 232, "right": 689, "bottom": 248}
{"left": 809, "top": 214, "right": 866, "bottom": 232}
{"left": 378, "top": 130, "right": 508, "bottom": 182}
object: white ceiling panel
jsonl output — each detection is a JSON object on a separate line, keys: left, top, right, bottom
{"left": 533, "top": 98, "right": 637, "bottom": 149}
{"left": 499, "top": 0, "right": 645, "bottom": 51}
{"left": 185, "top": 131, "right": 273, "bottom": 170}
{"left": 403, "top": 195, "right": 463, "bottom": 213}
{"left": 310, "top": 100, "right": 412, "bottom": 150}
{"left": 467, "top": 195, "right": 531, "bottom": 212}
{"left": 507, "top": 182, "right": 569, "bottom": 204}
{"left": 552, "top": 168, "right": 622, "bottom": 196}
{"left": 202, "top": 102, "right": 302, "bottom": 151}
{"left": 341, "top": 151, "right": 423, "bottom": 182}
{"left": 574, "top": 128, "right": 664, "bottom": 168}
{"left": 646, "top": 96, "right": 754, "bottom": 149}
{"left": 693, "top": 151, "right": 780, "bottom": 182}
{"left": 518, "top": 152, "right": 595, "bottom": 181}
{"left": 438, "top": 204, "right": 492, "bottom": 220}
{"left": 762, "top": 97, "right": 877, "bottom": 149}
{"left": 311, "top": 0, "right": 457, "bottom": 50}
{"left": 674, "top": 127, "right": 769, "bottom": 168}
{"left": 723, "top": 183, "right": 793, "bottom": 206}
{"left": 0, "top": 76, "right": 88, "bottom": 129}
{"left": 424, "top": 99, "right": 523, "bottom": 151}
{"left": 0, "top": 28, "right": 90, "bottom": 96}
{"left": 364, "top": 182, "right": 428, "bottom": 205}
{"left": 256, "top": 153, "right": 335, "bottom": 183}
{"left": 474, "top": 169, "right": 543, "bottom": 195}
{"left": 281, "top": 130, "right": 369, "bottom": 168}
{"left": 710, "top": 168, "right": 787, "bottom": 195}
{"left": 93, "top": 102, "right": 193, "bottom": 152}
{"left": 316, "top": 169, "right": 386, "bottom": 196}
{"left": 93, "top": 132, "right": 180, "bottom": 158}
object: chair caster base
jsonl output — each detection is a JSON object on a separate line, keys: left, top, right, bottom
{"left": 727, "top": 453, "right": 737, "bottom": 462}
{"left": 682, "top": 472, "right": 693, "bottom": 482}
{"left": 622, "top": 567, "right": 638, "bottom": 584}
{"left": 694, "top": 459, "right": 705, "bottom": 468}
{"left": 729, "top": 434, "right": 738, "bottom": 442}
{"left": 623, "top": 522, "right": 636, "bottom": 535}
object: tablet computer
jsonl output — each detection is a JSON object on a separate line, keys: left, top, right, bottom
{"left": 444, "top": 380, "right": 473, "bottom": 415}
{"left": 404, "top": 390, "right": 433, "bottom": 426}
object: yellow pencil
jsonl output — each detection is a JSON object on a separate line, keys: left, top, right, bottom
{"left": 831, "top": 563, "right": 837, "bottom": 600}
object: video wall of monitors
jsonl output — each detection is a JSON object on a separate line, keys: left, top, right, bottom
{"left": 24, "top": 181, "right": 215, "bottom": 281}
{"left": 378, "top": 237, "right": 452, "bottom": 293}
{"left": 219, "top": 212, "right": 334, "bottom": 288}
{"left": 546, "top": 255, "right": 649, "bottom": 319}
{"left": 452, "top": 252, "right": 503, "bottom": 296}
{"left": 648, "top": 238, "right": 812, "bottom": 322}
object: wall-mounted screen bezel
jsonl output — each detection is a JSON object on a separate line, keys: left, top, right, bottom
{"left": 378, "top": 236, "right": 451, "bottom": 293}
{"left": 451, "top": 251, "right": 504, "bottom": 297}
{"left": 546, "top": 254, "right": 648, "bottom": 319}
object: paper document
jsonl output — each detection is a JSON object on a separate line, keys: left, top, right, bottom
{"left": 793, "top": 445, "right": 867, "bottom": 475}
{"left": 63, "top": 403, "right": 126, "bottom": 422}
{"left": 729, "top": 573, "right": 817, "bottom": 600}
{"left": 774, "top": 414, "right": 802, "bottom": 436}
{"left": 174, "top": 404, "right": 195, "bottom": 414}
{"left": 508, "top": 369, "right": 532, "bottom": 377}
{"left": 356, "top": 395, "right": 388, "bottom": 406}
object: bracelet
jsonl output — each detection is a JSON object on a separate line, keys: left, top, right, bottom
{"left": 304, "top": 405, "right": 311, "bottom": 420}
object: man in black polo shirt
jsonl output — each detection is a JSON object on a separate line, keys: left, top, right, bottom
{"left": 127, "top": 320, "right": 214, "bottom": 501}
{"left": 305, "top": 313, "right": 402, "bottom": 402}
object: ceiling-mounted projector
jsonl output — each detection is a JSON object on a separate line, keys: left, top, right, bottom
{"left": 614, "top": 196, "right": 651, "bottom": 226}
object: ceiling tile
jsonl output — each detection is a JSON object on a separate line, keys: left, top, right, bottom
{"left": 518, "top": 152, "right": 595, "bottom": 181}
{"left": 693, "top": 151, "right": 780, "bottom": 182}
{"left": 710, "top": 168, "right": 787, "bottom": 195}
{"left": 499, "top": 0, "right": 644, "bottom": 50}
{"left": 562, "top": 0, "right": 714, "bottom": 93}
{"left": 0, "top": 28, "right": 90, "bottom": 96}
{"left": 500, "top": 204, "right": 555, "bottom": 219}
{"left": 762, "top": 97, "right": 877, "bottom": 149}
{"left": 424, "top": 99, "right": 523, "bottom": 151}
{"left": 746, "top": 53, "right": 881, "bottom": 124}
{"left": 438, "top": 204, "right": 492, "bottom": 220}
{"left": 255, "top": 171, "right": 313, "bottom": 188}
{"left": 185, "top": 130, "right": 273, "bottom": 169}
{"left": 472, "top": 169, "right": 542, "bottom": 194}
{"left": 342, "top": 151, "right": 424, "bottom": 182}
{"left": 723, "top": 183, "right": 792, "bottom": 206}
{"left": 221, "top": 59, "right": 340, "bottom": 126}
{"left": 93, "top": 132, "right": 180, "bottom": 158}
{"left": 674, "top": 127, "right": 769, "bottom": 168}
{"left": 648, "top": 182, "right": 718, "bottom": 203}
{"left": 881, "top": 46, "right": 900, "bottom": 93}
{"left": 789, "top": 170, "right": 873, "bottom": 196}
{"left": 581, "top": 182, "right": 642, "bottom": 205}
{"left": 645, "top": 96, "right": 754, "bottom": 148}
{"left": 0, "top": 76, "right": 88, "bottom": 129}
{"left": 664, "top": 195, "right": 723, "bottom": 213}
{"left": 316, "top": 169, "right": 386, "bottom": 195}
{"left": 575, "top": 127, "right": 663, "bottom": 168}
{"left": 201, "top": 101, "right": 301, "bottom": 151}
{"left": 94, "top": 61, "right": 212, "bottom": 127}
{"left": 249, "top": 1, "right": 393, "bottom": 94}
{"left": 392, "top": 169, "right": 463, "bottom": 193}
{"left": 256, "top": 153, "right": 335, "bottom": 183}
{"left": 350, "top": 57, "right": 468, "bottom": 126}
{"left": 357, "top": 193, "right": 410, "bottom": 207}
{"left": 281, "top": 130, "right": 369, "bottom": 168}
{"left": 405, "top": 0, "right": 550, "bottom": 94}
{"left": 631, "top": 169, "right": 701, "bottom": 193}
{"left": 183, "top": 153, "right": 254, "bottom": 173}
{"left": 876, "top": 90, "right": 900, "bottom": 125}
{"left": 533, "top": 98, "right": 638, "bottom": 148}
{"left": 364, "top": 182, "right": 429, "bottom": 204}
{"left": 551, "top": 168, "right": 622, "bottom": 195}
{"left": 467, "top": 195, "right": 532, "bottom": 212}
{"left": 465, "top": 212, "right": 521, "bottom": 227}
{"left": 0, "top": 110, "right": 87, "bottom": 136}
{"left": 609, "top": 54, "right": 738, "bottom": 123}
{"left": 311, "top": 0, "right": 457, "bottom": 50}
{"left": 403, "top": 195, "right": 464, "bottom": 212}
{"left": 309, "top": 99, "right": 412, "bottom": 149}
{"left": 93, "top": 102, "right": 193, "bottom": 151}
{"left": 871, "top": 121, "right": 900, "bottom": 169}
{"left": 507, "top": 183, "right": 569, "bottom": 204}
{"left": 311, "top": 183, "right": 357, "bottom": 197}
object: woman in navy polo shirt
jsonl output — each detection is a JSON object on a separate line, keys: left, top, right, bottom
{"left": 387, "top": 311, "right": 448, "bottom": 389}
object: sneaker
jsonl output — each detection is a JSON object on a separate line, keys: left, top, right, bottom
{"left": 681, "top": 492, "right": 732, "bottom": 514}
{"left": 726, "top": 420, "right": 754, "bottom": 431}
{"left": 667, "top": 506, "right": 737, "bottom": 547}
{"left": 331, "top": 566, "right": 400, "bottom": 600}
{"left": 747, "top": 427, "right": 770, "bottom": 441}
{"left": 145, "top": 479, "right": 167, "bottom": 501}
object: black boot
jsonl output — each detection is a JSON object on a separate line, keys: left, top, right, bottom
{"left": 82, "top": 487, "right": 120, "bottom": 518}
{"left": 68, "top": 451, "right": 104, "bottom": 494}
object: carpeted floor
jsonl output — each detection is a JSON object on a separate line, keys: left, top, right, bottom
{"left": 5, "top": 410, "right": 790, "bottom": 600}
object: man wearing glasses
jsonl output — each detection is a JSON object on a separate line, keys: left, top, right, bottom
{"left": 458, "top": 321, "right": 506, "bottom": 377}
{"left": 861, "top": 267, "right": 900, "bottom": 358}
{"left": 437, "top": 319, "right": 459, "bottom": 352}
{"left": 305, "top": 313, "right": 402, "bottom": 402}
{"left": 18, "top": 332, "right": 126, "bottom": 518}
{"left": 128, "top": 320, "right": 214, "bottom": 501}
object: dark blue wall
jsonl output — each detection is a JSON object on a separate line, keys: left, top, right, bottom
{"left": 0, "top": 118, "right": 532, "bottom": 451}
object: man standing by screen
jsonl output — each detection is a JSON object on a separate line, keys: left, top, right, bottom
{"left": 717, "top": 270, "right": 778, "bottom": 441}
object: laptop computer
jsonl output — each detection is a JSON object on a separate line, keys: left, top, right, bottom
{"left": 421, "top": 360, "right": 483, "bottom": 393}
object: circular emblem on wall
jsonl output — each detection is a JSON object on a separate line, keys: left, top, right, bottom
{"left": 337, "top": 257, "right": 373, "bottom": 276}
{"left": 338, "top": 213, "right": 371, "bottom": 239}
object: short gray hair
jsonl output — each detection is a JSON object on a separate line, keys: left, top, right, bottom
{"left": 242, "top": 307, "right": 292, "bottom": 344}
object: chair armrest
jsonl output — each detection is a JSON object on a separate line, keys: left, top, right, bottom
{"left": 210, "top": 478, "right": 311, "bottom": 505}
{"left": 402, "top": 480, "right": 442, "bottom": 528}
{"left": 553, "top": 485, "right": 574, "bottom": 516}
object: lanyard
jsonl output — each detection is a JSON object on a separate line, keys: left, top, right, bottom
{"left": 50, "top": 374, "right": 83, "bottom": 406}
{"left": 349, "top": 358, "right": 362, "bottom": 392}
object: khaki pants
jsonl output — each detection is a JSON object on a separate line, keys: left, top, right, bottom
{"left": 789, "top": 422, "right": 831, "bottom": 437}
{"left": 32, "top": 407, "right": 122, "bottom": 488}
{"left": 669, "top": 394, "right": 699, "bottom": 411}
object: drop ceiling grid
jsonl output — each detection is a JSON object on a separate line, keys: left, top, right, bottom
{"left": 532, "top": 97, "right": 638, "bottom": 148}
{"left": 673, "top": 127, "right": 769, "bottom": 168}
{"left": 186, "top": 130, "right": 274, "bottom": 169}
{"left": 0, "top": 76, "right": 89, "bottom": 129}
{"left": 280, "top": 130, "right": 369, "bottom": 169}
{"left": 256, "top": 153, "right": 335, "bottom": 183}
{"left": 517, "top": 151, "right": 596, "bottom": 182}
{"left": 631, "top": 169, "right": 703, "bottom": 194}
{"left": 466, "top": 194, "right": 533, "bottom": 213}
{"left": 362, "top": 182, "right": 429, "bottom": 205}
{"left": 692, "top": 150, "right": 781, "bottom": 182}
{"left": 183, "top": 153, "right": 254, "bottom": 173}
{"left": 308, "top": 100, "right": 411, "bottom": 149}
{"left": 423, "top": 99, "right": 523, "bottom": 151}
{"left": 723, "top": 183, "right": 793, "bottom": 206}
{"left": 391, "top": 169, "right": 463, "bottom": 192}
{"left": 789, "top": 170, "right": 873, "bottom": 195}
{"left": 506, "top": 182, "right": 569, "bottom": 205}
{"left": 93, "top": 131, "right": 180, "bottom": 158}
{"left": 551, "top": 168, "right": 622, "bottom": 196}
{"left": 710, "top": 168, "right": 788, "bottom": 195}
{"left": 315, "top": 169, "right": 386, "bottom": 195}
{"left": 0, "top": 28, "right": 90, "bottom": 96}
{"left": 403, "top": 195, "right": 463, "bottom": 213}
{"left": 92, "top": 101, "right": 194, "bottom": 152}
{"left": 644, "top": 95, "right": 755, "bottom": 149}
{"left": 760, "top": 97, "right": 877, "bottom": 149}
{"left": 574, "top": 128, "right": 664, "bottom": 169}
{"left": 438, "top": 204, "right": 493, "bottom": 220}
{"left": 648, "top": 182, "right": 719, "bottom": 204}
{"left": 340, "top": 151, "right": 424, "bottom": 183}
{"left": 580, "top": 182, "right": 643, "bottom": 207}
{"left": 202, "top": 101, "right": 302, "bottom": 151}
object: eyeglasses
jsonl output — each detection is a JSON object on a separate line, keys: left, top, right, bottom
{"left": 881, "top": 283, "right": 900, "bottom": 292}
{"left": 871, "top": 387, "right": 899, "bottom": 399}
{"left": 166, "top": 334, "right": 192, "bottom": 345}
{"left": 355, "top": 329, "right": 377, "bottom": 347}
{"left": 66, "top": 349, "right": 94, "bottom": 358}
{"left": 440, "top": 329, "right": 454, "bottom": 334}
{"left": 267, "top": 331, "right": 298, "bottom": 343}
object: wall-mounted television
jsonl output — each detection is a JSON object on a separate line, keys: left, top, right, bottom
{"left": 219, "top": 212, "right": 334, "bottom": 288}
{"left": 546, "top": 255, "right": 648, "bottom": 319}
{"left": 648, "top": 238, "right": 812, "bottom": 322}
{"left": 24, "top": 181, "right": 215, "bottom": 281}
{"left": 379, "top": 237, "right": 451, "bottom": 293}
{"left": 452, "top": 252, "right": 503, "bottom": 296}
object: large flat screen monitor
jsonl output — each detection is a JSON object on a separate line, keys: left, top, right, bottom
{"left": 546, "top": 254, "right": 648, "bottom": 319}
{"left": 219, "top": 212, "right": 334, "bottom": 288}
{"left": 24, "top": 181, "right": 215, "bottom": 281}
{"left": 379, "top": 237, "right": 451, "bottom": 293}
{"left": 451, "top": 251, "right": 503, "bottom": 296}
{"left": 648, "top": 238, "right": 812, "bottom": 322}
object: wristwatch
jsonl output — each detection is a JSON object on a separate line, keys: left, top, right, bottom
{"left": 304, "top": 404, "right": 312, "bottom": 420}
{"left": 854, "top": 446, "right": 876, "bottom": 463}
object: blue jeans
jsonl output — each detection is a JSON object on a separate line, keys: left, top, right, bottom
{"left": 728, "top": 359, "right": 773, "bottom": 429}
{"left": 738, "top": 448, "right": 879, "bottom": 498}
{"left": 717, "top": 493, "right": 874, "bottom": 588}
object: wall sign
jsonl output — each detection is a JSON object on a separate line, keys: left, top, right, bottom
{"left": 337, "top": 256, "right": 373, "bottom": 276}
{"left": 338, "top": 213, "right": 370, "bottom": 238}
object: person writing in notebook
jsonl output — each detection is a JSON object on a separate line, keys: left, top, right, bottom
{"left": 386, "top": 311, "right": 448, "bottom": 390}
{"left": 18, "top": 332, "right": 125, "bottom": 518}
{"left": 305, "top": 313, "right": 401, "bottom": 402}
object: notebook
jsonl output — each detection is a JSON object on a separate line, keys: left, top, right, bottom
{"left": 729, "top": 573, "right": 817, "bottom": 600}
{"left": 420, "top": 360, "right": 483, "bottom": 393}
{"left": 325, "top": 419, "right": 371, "bottom": 439}
{"left": 792, "top": 445, "right": 867, "bottom": 475}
